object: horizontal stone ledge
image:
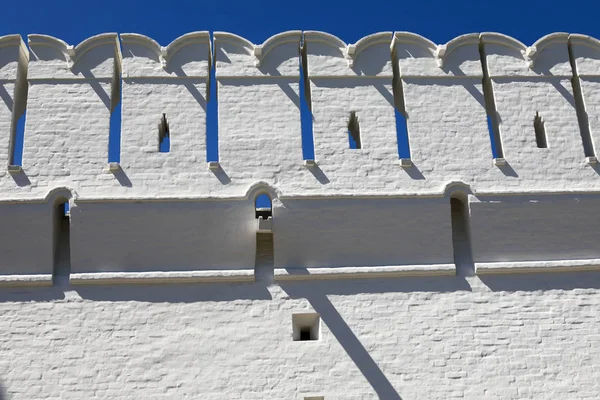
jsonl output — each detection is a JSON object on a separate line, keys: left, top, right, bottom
{"left": 274, "top": 264, "right": 457, "bottom": 281}
{"left": 70, "top": 269, "right": 255, "bottom": 285}
{"left": 476, "top": 259, "right": 600, "bottom": 274}
{"left": 0, "top": 274, "right": 53, "bottom": 287}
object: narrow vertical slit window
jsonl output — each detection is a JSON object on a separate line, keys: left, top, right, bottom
{"left": 391, "top": 62, "right": 411, "bottom": 159}
{"left": 206, "top": 33, "right": 219, "bottom": 162}
{"left": 450, "top": 197, "right": 474, "bottom": 276}
{"left": 108, "top": 64, "right": 122, "bottom": 163}
{"left": 158, "top": 113, "right": 170, "bottom": 153}
{"left": 9, "top": 111, "right": 26, "bottom": 167}
{"left": 347, "top": 111, "right": 361, "bottom": 149}
{"left": 534, "top": 112, "right": 548, "bottom": 148}
{"left": 9, "top": 61, "right": 29, "bottom": 167}
{"left": 479, "top": 40, "right": 504, "bottom": 160}
{"left": 391, "top": 41, "right": 412, "bottom": 160}
{"left": 568, "top": 39, "right": 596, "bottom": 158}
{"left": 53, "top": 199, "right": 71, "bottom": 285}
{"left": 300, "top": 35, "right": 315, "bottom": 160}
{"left": 255, "top": 193, "right": 274, "bottom": 281}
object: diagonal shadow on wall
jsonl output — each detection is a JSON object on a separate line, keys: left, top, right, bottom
{"left": 280, "top": 276, "right": 469, "bottom": 399}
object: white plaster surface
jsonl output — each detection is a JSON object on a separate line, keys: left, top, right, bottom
{"left": 1, "top": 31, "right": 600, "bottom": 399}
{"left": 1, "top": 274, "right": 600, "bottom": 399}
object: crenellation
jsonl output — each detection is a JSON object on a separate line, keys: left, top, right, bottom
{"left": 0, "top": 30, "right": 599, "bottom": 279}
{"left": 2, "top": 30, "right": 600, "bottom": 400}
{"left": 119, "top": 32, "right": 212, "bottom": 197}
{"left": 215, "top": 31, "right": 311, "bottom": 195}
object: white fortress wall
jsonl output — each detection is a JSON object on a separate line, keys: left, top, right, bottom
{"left": 0, "top": 30, "right": 599, "bottom": 399}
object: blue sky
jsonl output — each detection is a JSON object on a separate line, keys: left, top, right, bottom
{"left": 3, "top": 0, "right": 600, "bottom": 208}
{"left": 3, "top": 0, "right": 600, "bottom": 48}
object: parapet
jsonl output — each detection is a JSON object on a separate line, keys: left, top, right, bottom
{"left": 1, "top": 31, "right": 600, "bottom": 284}
{"left": 393, "top": 32, "right": 481, "bottom": 77}
{"left": 121, "top": 32, "right": 210, "bottom": 78}
{"left": 481, "top": 32, "right": 571, "bottom": 77}
{"left": 28, "top": 33, "right": 120, "bottom": 79}
{"left": 214, "top": 31, "right": 301, "bottom": 77}
{"left": 304, "top": 31, "right": 393, "bottom": 77}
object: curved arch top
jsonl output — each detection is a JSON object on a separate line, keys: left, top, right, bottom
{"left": 532, "top": 32, "right": 569, "bottom": 53}
{"left": 304, "top": 31, "right": 347, "bottom": 49}
{"left": 74, "top": 33, "right": 119, "bottom": 61}
{"left": 444, "top": 33, "right": 480, "bottom": 58}
{"left": 392, "top": 32, "right": 437, "bottom": 55}
{"left": 480, "top": 32, "right": 527, "bottom": 53}
{"left": 244, "top": 182, "right": 281, "bottom": 201}
{"left": 213, "top": 31, "right": 254, "bottom": 55}
{"left": 260, "top": 30, "right": 302, "bottom": 59}
{"left": 43, "top": 187, "right": 77, "bottom": 203}
{"left": 120, "top": 33, "right": 162, "bottom": 58}
{"left": 29, "top": 33, "right": 119, "bottom": 64}
{"left": 351, "top": 32, "right": 392, "bottom": 58}
{"left": 569, "top": 33, "right": 600, "bottom": 52}
{"left": 0, "top": 34, "right": 25, "bottom": 50}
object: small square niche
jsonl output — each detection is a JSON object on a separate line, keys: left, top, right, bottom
{"left": 292, "top": 313, "right": 320, "bottom": 341}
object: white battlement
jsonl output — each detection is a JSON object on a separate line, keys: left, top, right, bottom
{"left": 0, "top": 31, "right": 599, "bottom": 282}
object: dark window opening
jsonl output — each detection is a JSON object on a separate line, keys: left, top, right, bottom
{"left": 158, "top": 113, "right": 170, "bottom": 153}
{"left": 292, "top": 313, "right": 320, "bottom": 341}
{"left": 534, "top": 112, "right": 548, "bottom": 148}
{"left": 348, "top": 111, "right": 361, "bottom": 149}
{"left": 53, "top": 200, "right": 71, "bottom": 285}
{"left": 255, "top": 193, "right": 272, "bottom": 219}
{"left": 450, "top": 197, "right": 474, "bottom": 276}
{"left": 299, "top": 328, "right": 312, "bottom": 341}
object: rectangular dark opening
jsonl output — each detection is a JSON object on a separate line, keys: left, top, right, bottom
{"left": 300, "top": 36, "right": 315, "bottom": 160}
{"left": 158, "top": 113, "right": 170, "bottom": 153}
{"left": 255, "top": 232, "right": 274, "bottom": 282}
{"left": 53, "top": 201, "right": 71, "bottom": 285}
{"left": 347, "top": 111, "right": 361, "bottom": 149}
{"left": 479, "top": 41, "right": 504, "bottom": 159}
{"left": 300, "top": 328, "right": 312, "bottom": 341}
{"left": 206, "top": 33, "right": 219, "bottom": 162}
{"left": 293, "top": 313, "right": 320, "bottom": 341}
{"left": 450, "top": 197, "right": 474, "bottom": 276}
{"left": 534, "top": 112, "right": 548, "bottom": 148}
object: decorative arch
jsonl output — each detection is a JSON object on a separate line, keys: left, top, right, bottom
{"left": 444, "top": 33, "right": 480, "bottom": 59}
{"left": 442, "top": 181, "right": 473, "bottom": 202}
{"left": 351, "top": 32, "right": 392, "bottom": 59}
{"left": 29, "top": 33, "right": 119, "bottom": 66}
{"left": 392, "top": 32, "right": 437, "bottom": 57}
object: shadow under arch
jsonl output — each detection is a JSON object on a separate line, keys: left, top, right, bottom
{"left": 442, "top": 181, "right": 473, "bottom": 201}
{"left": 44, "top": 187, "right": 75, "bottom": 286}
{"left": 442, "top": 182, "right": 475, "bottom": 276}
